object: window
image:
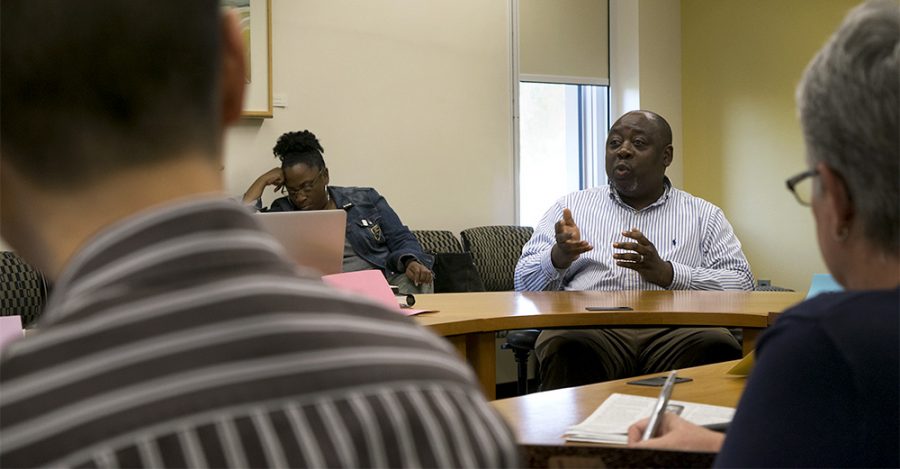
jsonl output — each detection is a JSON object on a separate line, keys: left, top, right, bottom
{"left": 517, "top": 82, "right": 609, "bottom": 227}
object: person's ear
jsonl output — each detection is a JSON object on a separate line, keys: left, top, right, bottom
{"left": 816, "top": 161, "right": 854, "bottom": 238}
{"left": 220, "top": 9, "right": 246, "bottom": 126}
{"left": 662, "top": 144, "right": 673, "bottom": 167}
{"left": 323, "top": 168, "right": 330, "bottom": 186}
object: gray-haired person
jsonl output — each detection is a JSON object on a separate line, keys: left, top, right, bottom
{"left": 627, "top": 1, "right": 899, "bottom": 467}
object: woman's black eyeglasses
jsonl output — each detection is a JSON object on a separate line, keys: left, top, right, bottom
{"left": 785, "top": 169, "right": 819, "bottom": 206}
{"left": 281, "top": 169, "right": 325, "bottom": 197}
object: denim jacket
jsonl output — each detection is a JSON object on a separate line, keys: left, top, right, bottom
{"left": 266, "top": 186, "right": 433, "bottom": 274}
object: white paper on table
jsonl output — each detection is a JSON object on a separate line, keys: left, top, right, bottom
{"left": 563, "top": 393, "right": 735, "bottom": 445}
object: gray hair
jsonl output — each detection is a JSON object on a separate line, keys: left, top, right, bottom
{"left": 797, "top": 0, "right": 900, "bottom": 255}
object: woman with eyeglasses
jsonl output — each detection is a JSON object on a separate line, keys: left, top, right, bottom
{"left": 626, "top": 1, "right": 898, "bottom": 467}
{"left": 242, "top": 130, "right": 434, "bottom": 294}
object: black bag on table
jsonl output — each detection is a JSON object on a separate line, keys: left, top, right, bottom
{"left": 431, "top": 252, "right": 485, "bottom": 293}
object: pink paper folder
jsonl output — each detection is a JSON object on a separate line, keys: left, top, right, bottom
{"left": 0, "top": 315, "right": 24, "bottom": 350}
{"left": 322, "top": 270, "right": 431, "bottom": 316}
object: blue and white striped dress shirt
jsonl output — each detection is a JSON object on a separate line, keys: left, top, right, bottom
{"left": 515, "top": 182, "right": 754, "bottom": 292}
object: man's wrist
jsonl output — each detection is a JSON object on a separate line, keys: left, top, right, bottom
{"left": 661, "top": 261, "right": 675, "bottom": 288}
{"left": 550, "top": 245, "right": 574, "bottom": 270}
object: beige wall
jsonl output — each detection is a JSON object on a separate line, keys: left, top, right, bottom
{"left": 681, "top": 0, "right": 860, "bottom": 291}
{"left": 224, "top": 0, "right": 514, "bottom": 235}
{"left": 638, "top": 0, "right": 683, "bottom": 186}
{"left": 610, "top": 0, "right": 684, "bottom": 186}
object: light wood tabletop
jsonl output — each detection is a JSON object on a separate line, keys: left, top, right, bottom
{"left": 490, "top": 360, "right": 745, "bottom": 446}
{"left": 413, "top": 291, "right": 801, "bottom": 399}
{"left": 489, "top": 360, "right": 746, "bottom": 467}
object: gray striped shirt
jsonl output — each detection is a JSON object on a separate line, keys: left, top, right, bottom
{"left": 515, "top": 183, "right": 753, "bottom": 292}
{"left": 0, "top": 198, "right": 518, "bottom": 468}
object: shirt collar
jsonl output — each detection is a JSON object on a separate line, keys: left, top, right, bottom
{"left": 607, "top": 177, "right": 673, "bottom": 212}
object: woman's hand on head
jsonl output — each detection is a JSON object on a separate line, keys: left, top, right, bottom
{"left": 405, "top": 261, "right": 433, "bottom": 286}
{"left": 242, "top": 167, "right": 285, "bottom": 204}
{"left": 626, "top": 413, "right": 725, "bottom": 453}
{"left": 259, "top": 167, "right": 285, "bottom": 191}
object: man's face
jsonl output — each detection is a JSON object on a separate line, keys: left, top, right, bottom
{"left": 282, "top": 163, "right": 329, "bottom": 211}
{"left": 605, "top": 112, "right": 672, "bottom": 206}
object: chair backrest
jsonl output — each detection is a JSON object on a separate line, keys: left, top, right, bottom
{"left": 460, "top": 226, "right": 534, "bottom": 291}
{"left": 412, "top": 230, "right": 463, "bottom": 254}
{"left": 0, "top": 251, "right": 49, "bottom": 327}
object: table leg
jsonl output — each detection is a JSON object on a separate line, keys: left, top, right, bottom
{"left": 741, "top": 328, "right": 762, "bottom": 356}
{"left": 447, "top": 333, "right": 496, "bottom": 400}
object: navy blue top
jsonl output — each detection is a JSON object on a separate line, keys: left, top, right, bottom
{"left": 716, "top": 288, "right": 900, "bottom": 468}
{"left": 266, "top": 186, "right": 433, "bottom": 274}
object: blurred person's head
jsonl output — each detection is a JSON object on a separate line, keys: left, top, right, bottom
{"left": 0, "top": 0, "right": 246, "bottom": 277}
{"left": 274, "top": 130, "right": 331, "bottom": 211}
{"left": 794, "top": 0, "right": 899, "bottom": 288}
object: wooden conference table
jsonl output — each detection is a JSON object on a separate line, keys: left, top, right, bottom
{"left": 414, "top": 290, "right": 802, "bottom": 399}
{"left": 490, "top": 360, "right": 745, "bottom": 467}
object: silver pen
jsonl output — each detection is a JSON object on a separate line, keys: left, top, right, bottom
{"left": 642, "top": 370, "right": 678, "bottom": 441}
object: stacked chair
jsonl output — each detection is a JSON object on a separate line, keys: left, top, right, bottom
{"left": 0, "top": 251, "right": 49, "bottom": 327}
{"left": 415, "top": 226, "right": 539, "bottom": 395}
{"left": 460, "top": 226, "right": 539, "bottom": 395}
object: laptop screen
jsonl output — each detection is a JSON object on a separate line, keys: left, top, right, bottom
{"left": 254, "top": 209, "right": 347, "bottom": 275}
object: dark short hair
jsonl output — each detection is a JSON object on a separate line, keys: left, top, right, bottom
{"left": 613, "top": 110, "right": 673, "bottom": 147}
{"left": 797, "top": 0, "right": 899, "bottom": 254}
{"left": 644, "top": 111, "right": 673, "bottom": 147}
{"left": 274, "top": 130, "right": 326, "bottom": 170}
{"left": 1, "top": 0, "right": 222, "bottom": 187}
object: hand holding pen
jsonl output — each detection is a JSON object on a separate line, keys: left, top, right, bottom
{"left": 626, "top": 371, "right": 726, "bottom": 452}
{"left": 643, "top": 370, "right": 678, "bottom": 440}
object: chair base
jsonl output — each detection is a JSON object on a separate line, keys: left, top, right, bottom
{"left": 501, "top": 329, "right": 541, "bottom": 395}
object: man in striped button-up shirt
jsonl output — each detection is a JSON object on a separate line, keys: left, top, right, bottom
{"left": 516, "top": 111, "right": 753, "bottom": 390}
{"left": 0, "top": 1, "right": 519, "bottom": 467}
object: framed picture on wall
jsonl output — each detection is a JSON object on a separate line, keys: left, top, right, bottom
{"left": 223, "top": 0, "right": 273, "bottom": 118}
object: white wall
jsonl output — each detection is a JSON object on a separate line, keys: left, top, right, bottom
{"left": 223, "top": 0, "right": 515, "bottom": 235}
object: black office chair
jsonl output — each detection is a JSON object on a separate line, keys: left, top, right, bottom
{"left": 500, "top": 329, "right": 541, "bottom": 395}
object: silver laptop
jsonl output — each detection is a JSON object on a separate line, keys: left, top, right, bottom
{"left": 255, "top": 209, "right": 347, "bottom": 275}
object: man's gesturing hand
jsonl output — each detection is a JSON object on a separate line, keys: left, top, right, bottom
{"left": 613, "top": 228, "right": 674, "bottom": 287}
{"left": 550, "top": 208, "right": 593, "bottom": 269}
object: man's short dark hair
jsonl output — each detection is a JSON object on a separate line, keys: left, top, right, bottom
{"left": 1, "top": 0, "right": 223, "bottom": 188}
{"left": 638, "top": 110, "right": 673, "bottom": 147}
{"left": 612, "top": 110, "right": 673, "bottom": 148}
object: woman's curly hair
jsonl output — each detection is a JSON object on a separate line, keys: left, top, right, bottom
{"left": 273, "top": 130, "right": 325, "bottom": 169}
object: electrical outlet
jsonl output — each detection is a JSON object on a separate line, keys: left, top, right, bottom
{"left": 273, "top": 93, "right": 288, "bottom": 108}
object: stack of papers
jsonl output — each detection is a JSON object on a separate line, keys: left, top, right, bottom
{"left": 0, "top": 316, "right": 24, "bottom": 350}
{"left": 564, "top": 393, "right": 735, "bottom": 445}
{"left": 322, "top": 270, "right": 433, "bottom": 316}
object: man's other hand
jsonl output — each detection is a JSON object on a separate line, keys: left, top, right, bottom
{"left": 613, "top": 228, "right": 675, "bottom": 287}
